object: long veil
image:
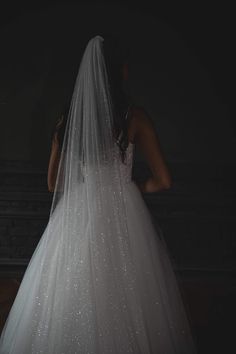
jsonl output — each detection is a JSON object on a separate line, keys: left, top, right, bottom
{"left": 25, "top": 35, "right": 143, "bottom": 351}
{"left": 40, "top": 34, "right": 142, "bottom": 348}
{"left": 0, "top": 35, "right": 198, "bottom": 354}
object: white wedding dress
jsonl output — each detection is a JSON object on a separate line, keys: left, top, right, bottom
{"left": 0, "top": 140, "right": 197, "bottom": 353}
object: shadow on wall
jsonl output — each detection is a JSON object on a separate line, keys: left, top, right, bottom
{"left": 0, "top": 2, "right": 235, "bottom": 166}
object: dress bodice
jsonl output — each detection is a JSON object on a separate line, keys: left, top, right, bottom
{"left": 117, "top": 104, "right": 134, "bottom": 184}
{"left": 82, "top": 105, "right": 134, "bottom": 185}
{"left": 119, "top": 142, "right": 134, "bottom": 184}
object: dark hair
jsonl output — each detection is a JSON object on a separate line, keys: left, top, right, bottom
{"left": 52, "top": 34, "right": 131, "bottom": 163}
{"left": 51, "top": 105, "right": 69, "bottom": 148}
{"left": 102, "top": 34, "right": 131, "bottom": 162}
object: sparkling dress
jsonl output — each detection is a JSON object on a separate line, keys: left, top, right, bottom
{"left": 0, "top": 125, "right": 198, "bottom": 354}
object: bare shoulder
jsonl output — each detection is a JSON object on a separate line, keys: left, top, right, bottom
{"left": 131, "top": 105, "right": 172, "bottom": 188}
{"left": 132, "top": 105, "right": 150, "bottom": 120}
{"left": 130, "top": 105, "right": 156, "bottom": 142}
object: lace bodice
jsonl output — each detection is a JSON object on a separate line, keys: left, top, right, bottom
{"left": 118, "top": 104, "right": 134, "bottom": 184}
{"left": 82, "top": 105, "right": 134, "bottom": 185}
{"left": 119, "top": 142, "right": 134, "bottom": 184}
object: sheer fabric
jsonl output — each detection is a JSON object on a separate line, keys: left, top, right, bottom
{"left": 0, "top": 35, "right": 198, "bottom": 353}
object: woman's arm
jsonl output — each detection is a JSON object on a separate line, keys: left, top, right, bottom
{"left": 134, "top": 107, "right": 172, "bottom": 193}
{"left": 47, "top": 132, "right": 60, "bottom": 192}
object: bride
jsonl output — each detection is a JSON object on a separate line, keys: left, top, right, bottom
{"left": 0, "top": 34, "right": 198, "bottom": 353}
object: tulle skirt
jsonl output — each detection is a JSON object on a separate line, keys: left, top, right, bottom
{"left": 0, "top": 181, "right": 198, "bottom": 353}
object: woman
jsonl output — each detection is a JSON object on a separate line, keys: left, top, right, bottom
{"left": 0, "top": 35, "right": 197, "bottom": 353}
{"left": 48, "top": 68, "right": 172, "bottom": 194}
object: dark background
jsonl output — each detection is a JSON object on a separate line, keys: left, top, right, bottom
{"left": 0, "top": 0, "right": 235, "bottom": 164}
{"left": 0, "top": 1, "right": 235, "bottom": 353}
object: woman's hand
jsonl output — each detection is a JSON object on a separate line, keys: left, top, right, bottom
{"left": 133, "top": 107, "right": 173, "bottom": 192}
{"left": 136, "top": 176, "right": 171, "bottom": 193}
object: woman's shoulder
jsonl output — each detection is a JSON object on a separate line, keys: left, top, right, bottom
{"left": 130, "top": 105, "right": 154, "bottom": 131}
{"left": 127, "top": 104, "right": 154, "bottom": 145}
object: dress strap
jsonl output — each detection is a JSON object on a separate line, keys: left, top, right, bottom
{"left": 116, "top": 104, "right": 133, "bottom": 144}
{"left": 125, "top": 103, "right": 132, "bottom": 121}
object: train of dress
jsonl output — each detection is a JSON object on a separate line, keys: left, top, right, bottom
{"left": 0, "top": 178, "right": 197, "bottom": 354}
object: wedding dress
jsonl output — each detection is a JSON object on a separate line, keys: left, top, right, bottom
{"left": 0, "top": 35, "right": 198, "bottom": 354}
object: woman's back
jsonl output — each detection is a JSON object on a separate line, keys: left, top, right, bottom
{"left": 126, "top": 104, "right": 172, "bottom": 193}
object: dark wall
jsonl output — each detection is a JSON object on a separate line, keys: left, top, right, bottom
{"left": 0, "top": 2, "right": 235, "bottom": 167}
{"left": 0, "top": 1, "right": 235, "bottom": 270}
{"left": 0, "top": 7, "right": 235, "bottom": 352}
